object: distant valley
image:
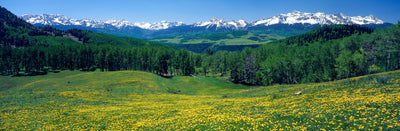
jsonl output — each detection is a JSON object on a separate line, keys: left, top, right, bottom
{"left": 22, "top": 11, "right": 389, "bottom": 36}
{"left": 2, "top": 3, "right": 400, "bottom": 130}
{"left": 21, "top": 11, "right": 392, "bottom": 52}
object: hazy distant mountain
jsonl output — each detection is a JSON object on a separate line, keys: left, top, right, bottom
{"left": 21, "top": 11, "right": 390, "bottom": 39}
{"left": 21, "top": 14, "right": 184, "bottom": 30}
{"left": 250, "top": 11, "right": 384, "bottom": 26}
{"left": 193, "top": 18, "right": 248, "bottom": 30}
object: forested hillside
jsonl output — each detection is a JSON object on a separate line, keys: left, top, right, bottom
{"left": 150, "top": 30, "right": 284, "bottom": 53}
{"left": 1, "top": 5, "right": 400, "bottom": 86}
{"left": 0, "top": 6, "right": 166, "bottom": 47}
{"left": 0, "top": 6, "right": 195, "bottom": 76}
{"left": 201, "top": 23, "right": 400, "bottom": 85}
{"left": 2, "top": 23, "right": 399, "bottom": 86}
{"left": 0, "top": 44, "right": 196, "bottom": 76}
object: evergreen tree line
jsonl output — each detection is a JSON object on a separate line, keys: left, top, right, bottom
{"left": 1, "top": 23, "right": 399, "bottom": 86}
{"left": 0, "top": 44, "right": 197, "bottom": 76}
{"left": 201, "top": 24, "right": 400, "bottom": 85}
{"left": 0, "top": 24, "right": 91, "bottom": 47}
{"left": 279, "top": 24, "right": 374, "bottom": 46}
{"left": 1, "top": 6, "right": 61, "bottom": 47}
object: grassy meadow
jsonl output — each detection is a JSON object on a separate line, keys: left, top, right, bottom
{"left": 150, "top": 32, "right": 284, "bottom": 45}
{"left": 0, "top": 70, "right": 399, "bottom": 130}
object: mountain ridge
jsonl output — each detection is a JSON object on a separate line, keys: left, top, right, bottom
{"left": 22, "top": 11, "right": 386, "bottom": 31}
{"left": 22, "top": 14, "right": 185, "bottom": 30}
{"left": 250, "top": 11, "right": 384, "bottom": 26}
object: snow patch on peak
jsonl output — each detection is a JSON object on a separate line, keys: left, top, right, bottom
{"left": 21, "top": 14, "right": 83, "bottom": 26}
{"left": 195, "top": 18, "right": 248, "bottom": 29}
{"left": 252, "top": 11, "right": 385, "bottom": 26}
{"left": 21, "top": 14, "right": 185, "bottom": 30}
{"left": 104, "top": 20, "right": 132, "bottom": 28}
{"left": 132, "top": 22, "right": 152, "bottom": 29}
{"left": 228, "top": 19, "right": 248, "bottom": 28}
{"left": 148, "top": 21, "right": 184, "bottom": 30}
{"left": 21, "top": 11, "right": 386, "bottom": 31}
{"left": 210, "top": 17, "right": 224, "bottom": 22}
{"left": 195, "top": 17, "right": 226, "bottom": 27}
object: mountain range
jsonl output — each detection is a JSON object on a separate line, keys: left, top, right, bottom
{"left": 21, "top": 11, "right": 390, "bottom": 39}
{"left": 22, "top": 14, "right": 185, "bottom": 30}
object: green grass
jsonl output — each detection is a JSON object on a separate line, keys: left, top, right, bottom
{"left": 150, "top": 32, "right": 284, "bottom": 45}
{"left": 0, "top": 71, "right": 247, "bottom": 96}
{"left": 1, "top": 70, "right": 400, "bottom": 130}
{"left": 150, "top": 32, "right": 284, "bottom": 52}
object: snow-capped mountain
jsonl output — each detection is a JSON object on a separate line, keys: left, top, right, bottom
{"left": 228, "top": 19, "right": 248, "bottom": 28}
{"left": 102, "top": 20, "right": 184, "bottom": 30}
{"left": 21, "top": 11, "right": 388, "bottom": 39}
{"left": 194, "top": 18, "right": 248, "bottom": 30}
{"left": 147, "top": 21, "right": 184, "bottom": 30}
{"left": 22, "top": 14, "right": 105, "bottom": 28}
{"left": 251, "top": 11, "right": 384, "bottom": 26}
{"left": 21, "top": 14, "right": 184, "bottom": 30}
{"left": 22, "top": 11, "right": 385, "bottom": 31}
{"left": 192, "top": 11, "right": 384, "bottom": 30}
{"left": 195, "top": 18, "right": 229, "bottom": 28}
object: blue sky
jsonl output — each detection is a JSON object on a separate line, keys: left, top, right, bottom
{"left": 1, "top": 0, "right": 399, "bottom": 24}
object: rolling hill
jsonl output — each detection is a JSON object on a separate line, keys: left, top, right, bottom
{"left": 21, "top": 11, "right": 391, "bottom": 39}
{"left": 20, "top": 11, "right": 392, "bottom": 52}
{"left": 0, "top": 6, "right": 189, "bottom": 77}
{"left": 3, "top": 5, "right": 400, "bottom": 87}
{"left": 0, "top": 6, "right": 166, "bottom": 48}
{"left": 150, "top": 30, "right": 285, "bottom": 53}
{"left": 1, "top": 4, "right": 400, "bottom": 130}
{"left": 1, "top": 70, "right": 399, "bottom": 130}
{"left": 16, "top": 10, "right": 394, "bottom": 53}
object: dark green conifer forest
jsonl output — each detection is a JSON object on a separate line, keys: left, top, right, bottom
{"left": 1, "top": 6, "right": 400, "bottom": 85}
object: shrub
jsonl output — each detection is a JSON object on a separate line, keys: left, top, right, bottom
{"left": 374, "top": 75, "right": 392, "bottom": 84}
{"left": 166, "top": 87, "right": 181, "bottom": 94}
